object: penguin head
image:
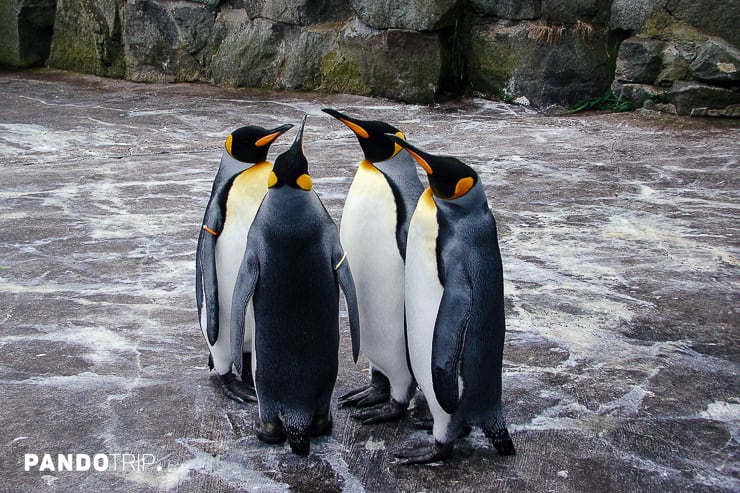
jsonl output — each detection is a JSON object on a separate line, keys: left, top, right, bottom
{"left": 386, "top": 135, "right": 479, "bottom": 201}
{"left": 322, "top": 108, "right": 406, "bottom": 163}
{"left": 268, "top": 115, "right": 313, "bottom": 191}
{"left": 225, "top": 123, "right": 293, "bottom": 163}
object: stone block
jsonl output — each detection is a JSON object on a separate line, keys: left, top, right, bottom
{"left": 470, "top": 20, "right": 621, "bottom": 107}
{"left": 469, "top": 0, "right": 542, "bottom": 20}
{"left": 611, "top": 80, "right": 664, "bottom": 107}
{"left": 319, "top": 19, "right": 442, "bottom": 103}
{"left": 689, "top": 38, "right": 740, "bottom": 85}
{"left": 210, "top": 12, "right": 335, "bottom": 91}
{"left": 609, "top": 0, "right": 662, "bottom": 31}
{"left": 350, "top": 0, "right": 458, "bottom": 31}
{"left": 614, "top": 37, "right": 665, "bottom": 84}
{"left": 48, "top": 0, "right": 125, "bottom": 77}
{"left": 244, "top": 0, "right": 352, "bottom": 26}
{"left": 666, "top": 0, "right": 740, "bottom": 47}
{"left": 121, "top": 0, "right": 215, "bottom": 82}
{"left": 664, "top": 80, "right": 740, "bottom": 115}
{"left": 541, "top": 0, "right": 612, "bottom": 25}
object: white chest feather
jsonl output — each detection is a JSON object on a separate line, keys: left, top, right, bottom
{"left": 405, "top": 188, "right": 446, "bottom": 418}
{"left": 212, "top": 163, "right": 269, "bottom": 357}
{"left": 340, "top": 161, "right": 406, "bottom": 373}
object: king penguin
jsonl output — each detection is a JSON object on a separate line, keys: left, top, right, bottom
{"left": 230, "top": 115, "right": 361, "bottom": 457}
{"left": 322, "top": 108, "right": 424, "bottom": 423}
{"left": 195, "top": 123, "right": 293, "bottom": 403}
{"left": 386, "top": 135, "right": 516, "bottom": 464}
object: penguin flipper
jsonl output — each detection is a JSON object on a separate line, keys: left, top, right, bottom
{"left": 196, "top": 228, "right": 220, "bottom": 345}
{"left": 231, "top": 249, "right": 259, "bottom": 375}
{"left": 334, "top": 249, "right": 361, "bottom": 363}
{"left": 431, "top": 271, "right": 474, "bottom": 415}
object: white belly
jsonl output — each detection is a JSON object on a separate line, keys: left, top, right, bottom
{"left": 209, "top": 164, "right": 268, "bottom": 374}
{"left": 340, "top": 162, "right": 410, "bottom": 399}
{"left": 405, "top": 188, "right": 450, "bottom": 440}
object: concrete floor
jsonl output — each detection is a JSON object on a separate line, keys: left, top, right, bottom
{"left": 0, "top": 69, "right": 738, "bottom": 492}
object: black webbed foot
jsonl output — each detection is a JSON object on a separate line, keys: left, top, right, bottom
{"left": 339, "top": 371, "right": 390, "bottom": 408}
{"left": 484, "top": 427, "right": 516, "bottom": 456}
{"left": 351, "top": 399, "right": 407, "bottom": 424}
{"left": 395, "top": 440, "right": 454, "bottom": 465}
{"left": 217, "top": 373, "right": 257, "bottom": 403}
{"left": 411, "top": 416, "right": 433, "bottom": 430}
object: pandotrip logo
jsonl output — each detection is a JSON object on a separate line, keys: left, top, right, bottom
{"left": 24, "top": 453, "right": 172, "bottom": 473}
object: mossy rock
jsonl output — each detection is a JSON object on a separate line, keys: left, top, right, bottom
{"left": 47, "top": 0, "right": 124, "bottom": 77}
{"left": 318, "top": 22, "right": 442, "bottom": 104}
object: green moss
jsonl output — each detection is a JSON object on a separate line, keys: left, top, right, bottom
{"left": 48, "top": 0, "right": 125, "bottom": 77}
{"left": 469, "top": 31, "right": 518, "bottom": 100}
{"left": 319, "top": 49, "right": 370, "bottom": 95}
{"left": 640, "top": 10, "right": 708, "bottom": 45}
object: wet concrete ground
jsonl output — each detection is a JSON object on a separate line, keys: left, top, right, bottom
{"left": 0, "top": 69, "right": 738, "bottom": 492}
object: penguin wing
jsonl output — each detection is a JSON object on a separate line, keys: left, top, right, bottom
{"left": 333, "top": 247, "right": 361, "bottom": 363}
{"left": 196, "top": 220, "right": 221, "bottom": 346}
{"left": 431, "top": 267, "right": 474, "bottom": 415}
{"left": 379, "top": 164, "right": 423, "bottom": 261}
{"left": 230, "top": 247, "right": 259, "bottom": 375}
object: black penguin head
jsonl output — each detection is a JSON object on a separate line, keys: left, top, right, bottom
{"left": 386, "top": 135, "right": 478, "bottom": 200}
{"left": 268, "top": 115, "right": 313, "bottom": 191}
{"left": 225, "top": 123, "right": 293, "bottom": 163}
{"left": 322, "top": 108, "right": 406, "bottom": 163}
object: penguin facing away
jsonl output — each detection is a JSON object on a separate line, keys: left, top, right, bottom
{"left": 196, "top": 123, "right": 293, "bottom": 403}
{"left": 230, "top": 115, "right": 361, "bottom": 456}
{"left": 322, "top": 108, "right": 424, "bottom": 424}
{"left": 386, "top": 134, "right": 516, "bottom": 465}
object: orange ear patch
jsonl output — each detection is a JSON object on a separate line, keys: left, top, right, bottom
{"left": 452, "top": 177, "right": 474, "bottom": 198}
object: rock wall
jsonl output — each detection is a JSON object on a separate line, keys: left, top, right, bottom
{"left": 609, "top": 0, "right": 740, "bottom": 116}
{"left": 1, "top": 0, "right": 737, "bottom": 113}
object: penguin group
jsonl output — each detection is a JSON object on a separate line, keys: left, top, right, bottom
{"left": 195, "top": 109, "right": 516, "bottom": 463}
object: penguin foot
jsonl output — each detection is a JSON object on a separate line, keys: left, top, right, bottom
{"left": 351, "top": 399, "right": 407, "bottom": 424}
{"left": 309, "top": 413, "right": 333, "bottom": 437}
{"left": 339, "top": 371, "right": 390, "bottom": 408}
{"left": 484, "top": 427, "right": 516, "bottom": 456}
{"left": 256, "top": 420, "right": 286, "bottom": 445}
{"left": 217, "top": 373, "right": 257, "bottom": 404}
{"left": 287, "top": 431, "right": 310, "bottom": 457}
{"left": 395, "top": 440, "right": 454, "bottom": 465}
{"left": 338, "top": 384, "right": 390, "bottom": 408}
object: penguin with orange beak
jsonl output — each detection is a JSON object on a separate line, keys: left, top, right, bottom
{"left": 386, "top": 135, "right": 516, "bottom": 464}
{"left": 196, "top": 123, "right": 293, "bottom": 403}
{"left": 230, "top": 116, "right": 360, "bottom": 456}
{"left": 323, "top": 109, "right": 423, "bottom": 423}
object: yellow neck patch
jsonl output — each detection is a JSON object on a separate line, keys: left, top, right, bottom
{"left": 296, "top": 173, "right": 313, "bottom": 191}
{"left": 391, "top": 131, "right": 406, "bottom": 157}
{"left": 267, "top": 171, "right": 278, "bottom": 188}
{"left": 359, "top": 159, "right": 379, "bottom": 173}
{"left": 225, "top": 134, "right": 233, "bottom": 155}
{"left": 267, "top": 172, "right": 312, "bottom": 190}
